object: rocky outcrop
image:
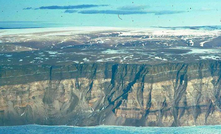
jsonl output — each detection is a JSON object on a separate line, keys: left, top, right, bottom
{"left": 0, "top": 61, "right": 221, "bottom": 126}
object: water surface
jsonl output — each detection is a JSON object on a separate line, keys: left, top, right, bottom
{"left": 0, "top": 125, "right": 221, "bottom": 134}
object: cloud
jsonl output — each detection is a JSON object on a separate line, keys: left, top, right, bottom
{"left": 24, "top": 4, "right": 185, "bottom": 16}
{"left": 23, "top": 4, "right": 108, "bottom": 10}
{"left": 154, "top": 10, "right": 186, "bottom": 15}
{"left": 78, "top": 10, "right": 148, "bottom": 15}
{"left": 64, "top": 10, "right": 78, "bottom": 13}
{"left": 77, "top": 10, "right": 185, "bottom": 15}
{"left": 23, "top": 7, "right": 33, "bottom": 10}
{"left": 118, "top": 5, "right": 149, "bottom": 10}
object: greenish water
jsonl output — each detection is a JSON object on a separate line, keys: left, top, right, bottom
{"left": 0, "top": 125, "right": 221, "bottom": 134}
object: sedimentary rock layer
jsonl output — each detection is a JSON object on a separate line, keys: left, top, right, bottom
{"left": 0, "top": 61, "right": 221, "bottom": 126}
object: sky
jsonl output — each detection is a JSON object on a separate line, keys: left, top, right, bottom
{"left": 0, "top": 0, "right": 221, "bottom": 28}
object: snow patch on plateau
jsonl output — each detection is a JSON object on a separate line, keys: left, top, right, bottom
{"left": 102, "top": 49, "right": 127, "bottom": 54}
{"left": 83, "top": 58, "right": 90, "bottom": 62}
{"left": 200, "top": 55, "right": 220, "bottom": 60}
{"left": 47, "top": 51, "right": 58, "bottom": 55}
{"left": 187, "top": 48, "right": 220, "bottom": 54}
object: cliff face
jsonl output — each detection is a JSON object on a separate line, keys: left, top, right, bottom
{"left": 0, "top": 61, "right": 221, "bottom": 127}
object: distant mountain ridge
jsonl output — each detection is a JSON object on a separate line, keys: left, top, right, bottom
{"left": 157, "top": 25, "right": 221, "bottom": 30}
{"left": 0, "top": 27, "right": 43, "bottom": 29}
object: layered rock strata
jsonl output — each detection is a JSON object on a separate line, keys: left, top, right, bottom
{"left": 0, "top": 61, "right": 221, "bottom": 126}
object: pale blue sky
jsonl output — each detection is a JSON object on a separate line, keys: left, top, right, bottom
{"left": 0, "top": 0, "right": 221, "bottom": 28}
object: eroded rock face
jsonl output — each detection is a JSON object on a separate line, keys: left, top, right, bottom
{"left": 0, "top": 61, "right": 221, "bottom": 126}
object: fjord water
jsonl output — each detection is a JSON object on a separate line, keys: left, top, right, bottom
{"left": 0, "top": 125, "right": 221, "bottom": 134}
